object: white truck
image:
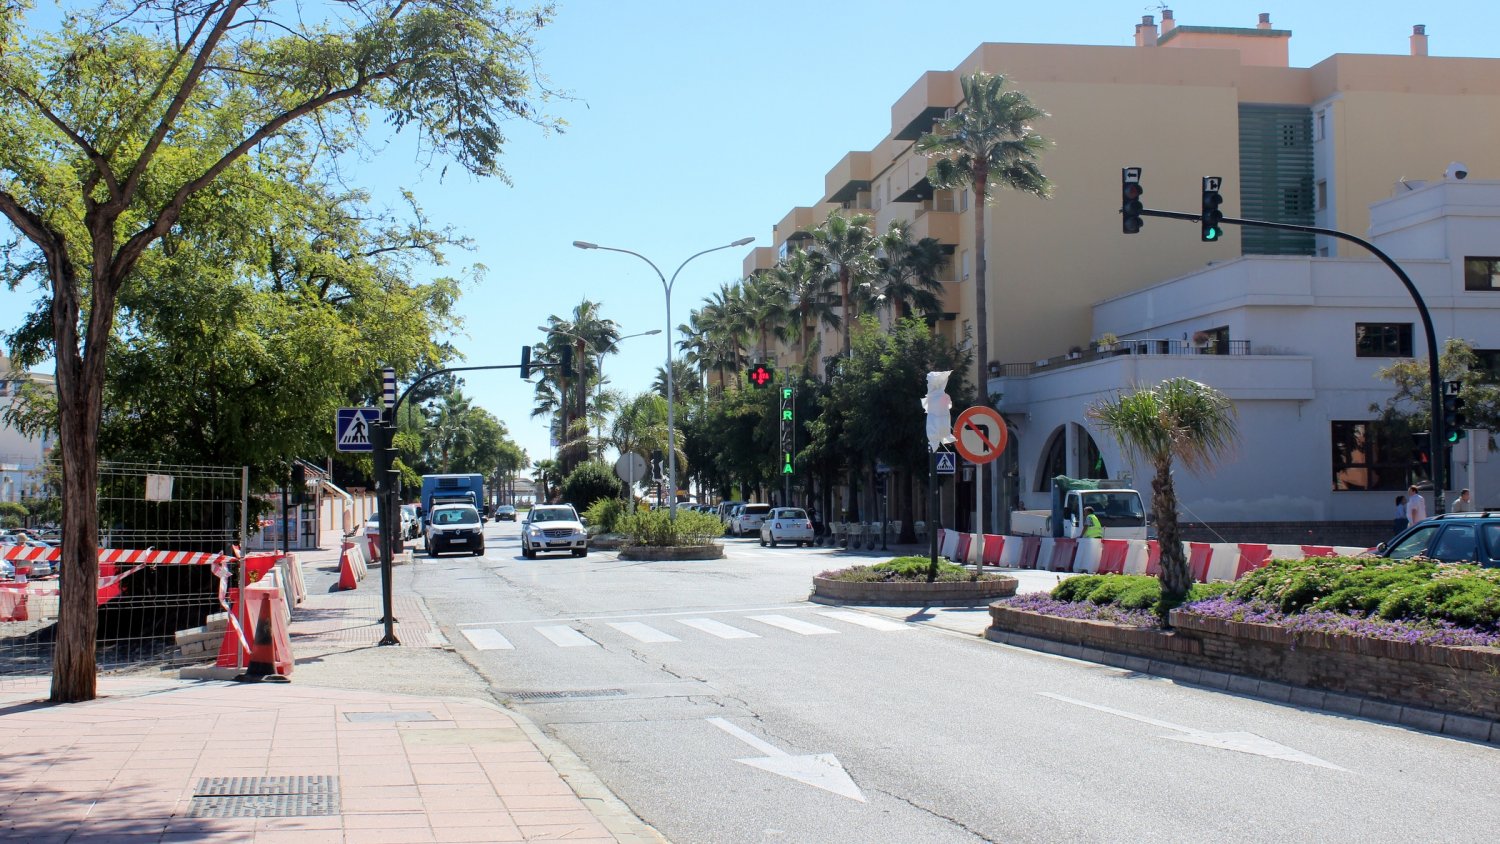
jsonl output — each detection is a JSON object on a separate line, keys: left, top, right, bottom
{"left": 1010, "top": 477, "right": 1148, "bottom": 540}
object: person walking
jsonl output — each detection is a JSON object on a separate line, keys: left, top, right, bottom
{"left": 1081, "top": 506, "right": 1105, "bottom": 539}
{"left": 1452, "top": 488, "right": 1476, "bottom": 513}
{"left": 1392, "top": 495, "right": 1408, "bottom": 536}
{"left": 1405, "top": 485, "right": 1428, "bottom": 526}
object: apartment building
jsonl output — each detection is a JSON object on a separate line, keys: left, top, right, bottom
{"left": 742, "top": 12, "right": 1500, "bottom": 537}
{"left": 0, "top": 356, "right": 54, "bottom": 504}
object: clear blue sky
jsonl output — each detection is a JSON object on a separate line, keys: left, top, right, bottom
{"left": 6, "top": 2, "right": 1500, "bottom": 469}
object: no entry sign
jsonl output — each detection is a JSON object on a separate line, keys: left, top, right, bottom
{"left": 953, "top": 406, "right": 1007, "bottom": 464}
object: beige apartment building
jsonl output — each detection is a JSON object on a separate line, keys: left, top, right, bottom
{"left": 744, "top": 11, "right": 1500, "bottom": 387}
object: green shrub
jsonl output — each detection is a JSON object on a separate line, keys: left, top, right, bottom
{"left": 1227, "top": 556, "right": 1500, "bottom": 629}
{"left": 583, "top": 498, "right": 626, "bottom": 534}
{"left": 618, "top": 508, "right": 725, "bottom": 547}
{"left": 559, "top": 461, "right": 624, "bottom": 513}
{"left": 0, "top": 501, "right": 27, "bottom": 522}
{"left": 873, "top": 556, "right": 969, "bottom": 579}
{"left": 1051, "top": 574, "right": 1231, "bottom": 609}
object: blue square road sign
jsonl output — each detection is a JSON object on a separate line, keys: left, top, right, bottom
{"left": 336, "top": 407, "right": 381, "bottom": 453}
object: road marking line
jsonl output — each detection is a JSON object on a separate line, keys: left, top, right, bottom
{"left": 679, "top": 618, "right": 760, "bottom": 639}
{"left": 708, "top": 717, "right": 786, "bottom": 757}
{"left": 458, "top": 604, "right": 815, "bottom": 627}
{"left": 608, "top": 622, "right": 680, "bottom": 643}
{"left": 816, "top": 611, "right": 909, "bottom": 632}
{"left": 535, "top": 625, "right": 598, "bottom": 647}
{"left": 747, "top": 614, "right": 837, "bottom": 635}
{"left": 460, "top": 628, "right": 514, "bottom": 650}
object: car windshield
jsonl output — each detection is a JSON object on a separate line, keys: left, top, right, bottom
{"left": 497, "top": 506, "right": 515, "bottom": 513}
{"left": 1080, "top": 492, "right": 1145, "bottom": 527}
{"left": 743, "top": 505, "right": 771, "bottom": 515}
{"left": 432, "top": 508, "right": 479, "bottom": 526}
{"left": 532, "top": 508, "right": 576, "bottom": 522}
{"left": 774, "top": 509, "right": 806, "bottom": 520}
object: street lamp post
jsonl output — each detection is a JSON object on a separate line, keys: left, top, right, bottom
{"left": 574, "top": 236, "right": 755, "bottom": 517}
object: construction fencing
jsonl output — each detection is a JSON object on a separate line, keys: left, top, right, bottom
{"left": 0, "top": 462, "right": 249, "bottom": 685}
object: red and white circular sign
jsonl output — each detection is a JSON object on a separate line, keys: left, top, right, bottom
{"left": 953, "top": 406, "right": 1008, "bottom": 464}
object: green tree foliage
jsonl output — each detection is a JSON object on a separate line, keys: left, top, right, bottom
{"left": 0, "top": 500, "right": 27, "bottom": 529}
{"left": 1371, "top": 338, "right": 1498, "bottom": 445}
{"left": 559, "top": 460, "right": 622, "bottom": 513}
{"left": 0, "top": 1, "right": 559, "bottom": 702}
{"left": 1087, "top": 378, "right": 1239, "bottom": 617}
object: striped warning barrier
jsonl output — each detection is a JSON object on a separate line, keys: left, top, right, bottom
{"left": 952, "top": 532, "right": 972, "bottom": 563}
{"left": 1073, "top": 538, "right": 1102, "bottom": 574}
{"left": 995, "top": 535, "right": 1022, "bottom": 567}
{"left": 1097, "top": 539, "right": 1131, "bottom": 574}
{"left": 1234, "top": 544, "right": 1273, "bottom": 579}
{"left": 1047, "top": 538, "right": 1079, "bottom": 572}
{"left": 982, "top": 535, "right": 1005, "bottom": 565}
{"left": 1018, "top": 536, "right": 1042, "bottom": 569}
{"left": 938, "top": 529, "right": 961, "bottom": 561}
{"left": 337, "top": 539, "right": 369, "bottom": 591}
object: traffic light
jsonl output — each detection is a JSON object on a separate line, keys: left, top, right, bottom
{"left": 290, "top": 462, "right": 306, "bottom": 503}
{"left": 1444, "top": 392, "right": 1468, "bottom": 443}
{"left": 560, "top": 345, "right": 575, "bottom": 379}
{"left": 1201, "top": 177, "right": 1224, "bottom": 242}
{"left": 1121, "top": 167, "right": 1143, "bottom": 235}
{"left": 519, "top": 345, "right": 532, "bottom": 379}
{"left": 747, "top": 362, "right": 774, "bottom": 389}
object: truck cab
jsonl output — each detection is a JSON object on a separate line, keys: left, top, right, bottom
{"left": 1011, "top": 477, "right": 1148, "bottom": 540}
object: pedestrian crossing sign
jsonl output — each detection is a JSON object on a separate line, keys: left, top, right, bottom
{"left": 336, "top": 407, "right": 380, "bottom": 452}
{"left": 935, "top": 452, "right": 956, "bottom": 475}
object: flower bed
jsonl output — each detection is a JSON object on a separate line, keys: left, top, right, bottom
{"left": 813, "top": 557, "right": 1016, "bottom": 605}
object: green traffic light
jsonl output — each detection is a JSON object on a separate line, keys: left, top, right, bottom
{"left": 1205, "top": 227, "right": 1221, "bottom": 241}
{"left": 1447, "top": 429, "right": 1466, "bottom": 444}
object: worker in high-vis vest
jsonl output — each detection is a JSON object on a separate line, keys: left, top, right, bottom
{"left": 1082, "top": 506, "right": 1105, "bottom": 539}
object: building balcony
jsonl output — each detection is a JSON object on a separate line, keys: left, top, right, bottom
{"left": 910, "top": 206, "right": 960, "bottom": 245}
{"left": 995, "top": 338, "right": 1254, "bottom": 378}
{"left": 823, "top": 151, "right": 874, "bottom": 205}
{"left": 890, "top": 71, "right": 960, "bottom": 141}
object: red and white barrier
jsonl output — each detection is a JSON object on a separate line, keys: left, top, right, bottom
{"left": 215, "top": 569, "right": 293, "bottom": 679}
{"left": 337, "top": 539, "right": 369, "bottom": 591}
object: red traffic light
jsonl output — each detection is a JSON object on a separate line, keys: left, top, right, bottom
{"left": 747, "top": 363, "right": 774, "bottom": 388}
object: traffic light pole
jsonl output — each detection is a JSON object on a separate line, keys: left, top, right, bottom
{"left": 1141, "top": 208, "right": 1448, "bottom": 514}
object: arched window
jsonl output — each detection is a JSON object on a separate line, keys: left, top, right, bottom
{"left": 1082, "top": 432, "right": 1109, "bottom": 479}
{"left": 1036, "top": 427, "right": 1066, "bottom": 491}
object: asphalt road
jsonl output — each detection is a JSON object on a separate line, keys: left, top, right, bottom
{"left": 404, "top": 518, "right": 1499, "bottom": 844}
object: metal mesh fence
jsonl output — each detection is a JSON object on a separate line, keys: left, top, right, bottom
{"left": 1, "top": 462, "right": 248, "bottom": 685}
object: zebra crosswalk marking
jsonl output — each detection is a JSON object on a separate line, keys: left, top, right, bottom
{"left": 816, "top": 611, "right": 909, "bottom": 632}
{"left": 535, "top": 625, "right": 598, "bottom": 647}
{"left": 461, "top": 628, "right": 514, "bottom": 650}
{"left": 747, "top": 614, "right": 837, "bottom": 635}
{"left": 678, "top": 618, "right": 759, "bottom": 639}
{"left": 608, "top": 622, "right": 681, "bottom": 643}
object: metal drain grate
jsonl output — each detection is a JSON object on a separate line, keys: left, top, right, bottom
{"left": 343, "top": 711, "right": 439, "bottom": 722}
{"left": 188, "top": 775, "right": 340, "bottom": 818}
{"left": 508, "top": 688, "right": 627, "bottom": 701}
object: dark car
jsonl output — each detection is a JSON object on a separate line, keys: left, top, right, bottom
{"left": 495, "top": 505, "right": 517, "bottom": 521}
{"left": 1376, "top": 512, "right": 1500, "bottom": 567}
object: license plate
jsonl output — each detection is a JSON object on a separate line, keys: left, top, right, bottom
{"left": 548, "top": 541, "right": 569, "bottom": 547}
{"left": 449, "top": 537, "right": 467, "bottom": 544}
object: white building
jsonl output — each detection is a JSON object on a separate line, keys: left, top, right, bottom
{"left": 995, "top": 175, "right": 1499, "bottom": 544}
{"left": 0, "top": 356, "right": 55, "bottom": 504}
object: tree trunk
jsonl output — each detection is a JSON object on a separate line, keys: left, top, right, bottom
{"left": 898, "top": 468, "right": 917, "bottom": 544}
{"left": 972, "top": 175, "right": 990, "bottom": 402}
{"left": 839, "top": 266, "right": 851, "bottom": 357}
{"left": 1152, "top": 455, "right": 1190, "bottom": 613}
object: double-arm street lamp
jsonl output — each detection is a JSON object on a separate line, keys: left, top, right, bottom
{"left": 573, "top": 236, "right": 755, "bottom": 517}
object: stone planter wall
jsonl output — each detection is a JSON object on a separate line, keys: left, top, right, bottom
{"left": 616, "top": 544, "right": 724, "bottom": 561}
{"left": 987, "top": 604, "right": 1500, "bottom": 735}
{"left": 813, "top": 576, "right": 1016, "bottom": 607}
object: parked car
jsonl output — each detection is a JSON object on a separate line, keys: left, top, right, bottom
{"left": 731, "top": 503, "right": 773, "bottom": 537}
{"left": 495, "top": 505, "right": 517, "bottom": 521}
{"left": 425, "top": 504, "right": 485, "bottom": 557}
{"left": 759, "top": 508, "right": 815, "bottom": 548}
{"left": 400, "top": 504, "right": 421, "bottom": 539}
{"left": 520, "top": 505, "right": 588, "bottom": 559}
{"left": 1375, "top": 513, "right": 1499, "bottom": 567}
{"left": 717, "top": 501, "right": 745, "bottom": 523}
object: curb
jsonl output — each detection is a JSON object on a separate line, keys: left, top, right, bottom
{"left": 986, "top": 627, "right": 1500, "bottom": 745}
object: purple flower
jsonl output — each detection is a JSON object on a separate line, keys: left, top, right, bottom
{"left": 1001, "top": 593, "right": 1161, "bottom": 628}
{"left": 1182, "top": 597, "right": 1500, "bottom": 648}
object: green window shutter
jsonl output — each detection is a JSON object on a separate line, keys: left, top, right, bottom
{"left": 1238, "top": 105, "right": 1315, "bottom": 256}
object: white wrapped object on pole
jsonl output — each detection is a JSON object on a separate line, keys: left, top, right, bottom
{"left": 922, "top": 371, "right": 955, "bottom": 452}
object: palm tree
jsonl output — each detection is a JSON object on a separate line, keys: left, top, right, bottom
{"left": 1087, "top": 378, "right": 1239, "bottom": 618}
{"left": 537, "top": 300, "right": 619, "bottom": 472}
{"left": 916, "top": 72, "right": 1051, "bottom": 388}
{"left": 430, "top": 391, "right": 477, "bottom": 472}
{"left": 609, "top": 392, "right": 681, "bottom": 503}
{"left": 741, "top": 274, "right": 792, "bottom": 361}
{"left": 809, "top": 210, "right": 878, "bottom": 357}
{"left": 873, "top": 219, "right": 946, "bottom": 320}
{"left": 770, "top": 249, "right": 839, "bottom": 370}
{"left": 653, "top": 359, "right": 699, "bottom": 400}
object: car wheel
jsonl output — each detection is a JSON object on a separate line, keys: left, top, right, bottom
{"left": 572, "top": 549, "right": 586, "bottom": 558}
{"left": 473, "top": 547, "right": 483, "bottom": 556}
{"left": 522, "top": 547, "right": 535, "bottom": 559}
{"left": 769, "top": 537, "right": 778, "bottom": 548}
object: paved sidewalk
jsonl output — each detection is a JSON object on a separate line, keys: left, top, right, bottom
{"left": 0, "top": 547, "right": 665, "bottom": 843}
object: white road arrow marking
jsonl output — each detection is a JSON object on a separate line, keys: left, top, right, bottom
{"left": 707, "top": 717, "right": 866, "bottom": 802}
{"left": 1038, "top": 693, "right": 1346, "bottom": 771}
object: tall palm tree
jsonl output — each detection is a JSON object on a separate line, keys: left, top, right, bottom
{"left": 809, "top": 211, "right": 878, "bottom": 357}
{"left": 430, "top": 391, "right": 476, "bottom": 472}
{"left": 873, "top": 219, "right": 946, "bottom": 320}
{"left": 538, "top": 300, "right": 619, "bottom": 473}
{"left": 916, "top": 72, "right": 1051, "bottom": 388}
{"left": 741, "top": 274, "right": 792, "bottom": 361}
{"left": 532, "top": 458, "right": 561, "bottom": 503}
{"left": 770, "top": 248, "right": 839, "bottom": 370}
{"left": 1087, "top": 378, "right": 1239, "bottom": 618}
{"left": 653, "top": 359, "right": 699, "bottom": 400}
{"left": 609, "top": 392, "right": 682, "bottom": 501}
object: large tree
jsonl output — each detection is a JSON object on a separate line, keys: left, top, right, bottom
{"left": 534, "top": 299, "right": 618, "bottom": 474}
{"left": 872, "top": 219, "right": 946, "bottom": 320}
{"left": 0, "top": 1, "right": 558, "bottom": 701}
{"left": 1087, "top": 378, "right": 1239, "bottom": 618}
{"left": 809, "top": 211, "right": 877, "bottom": 358}
{"left": 916, "top": 72, "right": 1050, "bottom": 389}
